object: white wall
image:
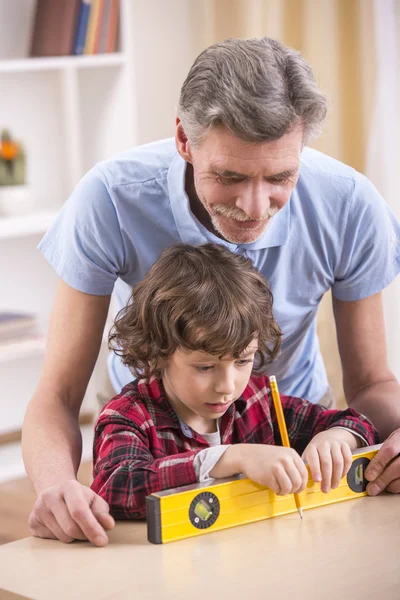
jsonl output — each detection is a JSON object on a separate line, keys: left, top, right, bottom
{"left": 131, "top": 0, "right": 195, "bottom": 144}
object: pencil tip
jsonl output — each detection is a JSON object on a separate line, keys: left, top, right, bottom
{"left": 299, "top": 508, "right": 303, "bottom": 519}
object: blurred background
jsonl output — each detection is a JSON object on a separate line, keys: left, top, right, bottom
{"left": 0, "top": 0, "right": 399, "bottom": 543}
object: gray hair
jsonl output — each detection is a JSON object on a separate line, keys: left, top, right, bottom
{"left": 177, "top": 37, "right": 327, "bottom": 146}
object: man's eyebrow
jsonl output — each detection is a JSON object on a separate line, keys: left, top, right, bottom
{"left": 211, "top": 167, "right": 297, "bottom": 180}
{"left": 266, "top": 169, "right": 297, "bottom": 181}
{"left": 212, "top": 168, "right": 247, "bottom": 178}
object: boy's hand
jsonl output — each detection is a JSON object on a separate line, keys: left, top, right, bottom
{"left": 302, "top": 428, "right": 359, "bottom": 493}
{"left": 29, "top": 480, "right": 115, "bottom": 546}
{"left": 211, "top": 444, "right": 309, "bottom": 495}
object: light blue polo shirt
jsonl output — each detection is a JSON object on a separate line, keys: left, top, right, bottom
{"left": 38, "top": 138, "right": 400, "bottom": 404}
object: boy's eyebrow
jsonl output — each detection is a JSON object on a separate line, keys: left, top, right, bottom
{"left": 241, "top": 347, "right": 258, "bottom": 356}
{"left": 190, "top": 347, "right": 258, "bottom": 362}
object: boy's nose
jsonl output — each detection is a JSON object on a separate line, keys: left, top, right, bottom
{"left": 214, "top": 373, "right": 236, "bottom": 396}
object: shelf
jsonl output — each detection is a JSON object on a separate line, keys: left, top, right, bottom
{"left": 0, "top": 336, "right": 46, "bottom": 363}
{"left": 0, "top": 210, "right": 58, "bottom": 240}
{"left": 0, "top": 53, "right": 127, "bottom": 74}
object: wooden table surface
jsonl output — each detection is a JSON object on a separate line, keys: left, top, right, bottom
{"left": 0, "top": 495, "right": 399, "bottom": 600}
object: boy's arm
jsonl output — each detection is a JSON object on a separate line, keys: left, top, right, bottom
{"left": 92, "top": 417, "right": 201, "bottom": 519}
{"left": 277, "top": 394, "right": 380, "bottom": 455}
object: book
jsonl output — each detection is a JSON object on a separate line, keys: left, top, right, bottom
{"left": 98, "top": 0, "right": 112, "bottom": 54}
{"left": 30, "top": 0, "right": 81, "bottom": 57}
{"left": 84, "top": 0, "right": 101, "bottom": 55}
{"left": 73, "top": 0, "right": 92, "bottom": 55}
{"left": 106, "top": 0, "right": 120, "bottom": 53}
{"left": 93, "top": 0, "right": 106, "bottom": 54}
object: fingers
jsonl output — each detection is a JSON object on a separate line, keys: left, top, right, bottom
{"left": 29, "top": 505, "right": 76, "bottom": 544}
{"left": 29, "top": 481, "right": 112, "bottom": 547}
{"left": 28, "top": 513, "right": 58, "bottom": 541}
{"left": 267, "top": 473, "right": 282, "bottom": 495}
{"left": 91, "top": 494, "right": 115, "bottom": 531}
{"left": 304, "top": 445, "right": 322, "bottom": 483}
{"left": 386, "top": 478, "right": 400, "bottom": 494}
{"left": 365, "top": 431, "right": 400, "bottom": 481}
{"left": 294, "top": 454, "right": 309, "bottom": 491}
{"left": 305, "top": 442, "right": 353, "bottom": 493}
{"left": 272, "top": 453, "right": 307, "bottom": 495}
{"left": 272, "top": 464, "right": 293, "bottom": 495}
{"left": 64, "top": 484, "right": 110, "bottom": 546}
{"left": 317, "top": 443, "right": 333, "bottom": 493}
{"left": 341, "top": 442, "right": 353, "bottom": 480}
{"left": 38, "top": 512, "right": 75, "bottom": 544}
{"left": 366, "top": 456, "right": 400, "bottom": 496}
{"left": 49, "top": 494, "right": 87, "bottom": 541}
{"left": 330, "top": 443, "right": 344, "bottom": 489}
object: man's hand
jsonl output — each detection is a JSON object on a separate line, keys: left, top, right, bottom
{"left": 29, "top": 480, "right": 115, "bottom": 546}
{"left": 365, "top": 429, "right": 400, "bottom": 495}
{"left": 302, "top": 428, "right": 358, "bottom": 493}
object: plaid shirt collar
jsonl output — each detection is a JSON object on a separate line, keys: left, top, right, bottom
{"left": 140, "top": 376, "right": 247, "bottom": 443}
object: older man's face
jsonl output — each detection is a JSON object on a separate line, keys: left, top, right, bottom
{"left": 185, "top": 125, "right": 303, "bottom": 244}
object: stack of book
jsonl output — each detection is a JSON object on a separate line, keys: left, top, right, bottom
{"left": 0, "top": 311, "right": 45, "bottom": 361}
{"left": 30, "top": 0, "right": 120, "bottom": 58}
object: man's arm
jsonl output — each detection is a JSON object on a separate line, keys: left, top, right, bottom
{"left": 333, "top": 292, "right": 400, "bottom": 493}
{"left": 22, "top": 279, "right": 115, "bottom": 544}
{"left": 333, "top": 292, "right": 400, "bottom": 436}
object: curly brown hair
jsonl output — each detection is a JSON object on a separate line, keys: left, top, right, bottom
{"left": 109, "top": 243, "right": 282, "bottom": 379}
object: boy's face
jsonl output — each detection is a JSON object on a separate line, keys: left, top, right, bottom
{"left": 162, "top": 341, "right": 258, "bottom": 431}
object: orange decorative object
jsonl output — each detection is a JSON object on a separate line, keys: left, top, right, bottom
{"left": 0, "top": 140, "right": 19, "bottom": 161}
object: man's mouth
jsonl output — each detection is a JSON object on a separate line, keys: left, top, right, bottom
{"left": 214, "top": 212, "right": 268, "bottom": 230}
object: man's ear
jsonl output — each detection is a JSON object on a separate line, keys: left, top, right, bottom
{"left": 175, "top": 118, "right": 193, "bottom": 163}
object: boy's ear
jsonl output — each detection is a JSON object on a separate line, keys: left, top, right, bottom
{"left": 151, "top": 356, "right": 167, "bottom": 374}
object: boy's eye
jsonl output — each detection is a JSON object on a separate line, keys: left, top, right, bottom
{"left": 236, "top": 359, "right": 254, "bottom": 366}
{"left": 195, "top": 365, "right": 214, "bottom": 372}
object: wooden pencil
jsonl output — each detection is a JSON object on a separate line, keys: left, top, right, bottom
{"left": 269, "top": 375, "right": 303, "bottom": 519}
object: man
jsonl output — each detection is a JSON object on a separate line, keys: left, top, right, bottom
{"left": 23, "top": 37, "right": 400, "bottom": 546}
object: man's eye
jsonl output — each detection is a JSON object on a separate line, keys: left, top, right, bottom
{"left": 216, "top": 176, "right": 243, "bottom": 185}
{"left": 267, "top": 177, "right": 292, "bottom": 185}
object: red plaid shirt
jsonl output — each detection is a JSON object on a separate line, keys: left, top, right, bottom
{"left": 91, "top": 375, "right": 379, "bottom": 519}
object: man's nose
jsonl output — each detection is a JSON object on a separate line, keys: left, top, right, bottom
{"left": 236, "top": 182, "right": 270, "bottom": 220}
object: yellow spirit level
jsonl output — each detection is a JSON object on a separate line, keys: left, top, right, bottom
{"left": 146, "top": 444, "right": 381, "bottom": 544}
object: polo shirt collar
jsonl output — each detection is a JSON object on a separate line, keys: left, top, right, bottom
{"left": 168, "top": 151, "right": 291, "bottom": 251}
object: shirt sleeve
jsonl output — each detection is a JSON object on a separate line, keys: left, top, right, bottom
{"left": 91, "top": 414, "right": 200, "bottom": 520}
{"left": 276, "top": 394, "right": 380, "bottom": 455}
{"left": 329, "top": 426, "right": 368, "bottom": 447}
{"left": 332, "top": 174, "right": 400, "bottom": 301}
{"left": 38, "top": 166, "right": 127, "bottom": 295}
{"left": 193, "top": 446, "right": 231, "bottom": 482}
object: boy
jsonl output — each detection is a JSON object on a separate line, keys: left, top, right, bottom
{"left": 91, "top": 244, "right": 379, "bottom": 519}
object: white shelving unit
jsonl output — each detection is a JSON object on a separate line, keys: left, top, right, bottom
{"left": 0, "top": 336, "right": 46, "bottom": 363}
{"left": 0, "top": 211, "right": 57, "bottom": 239}
{"left": 0, "top": 0, "right": 136, "bottom": 437}
{"left": 0, "top": 52, "right": 127, "bottom": 73}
